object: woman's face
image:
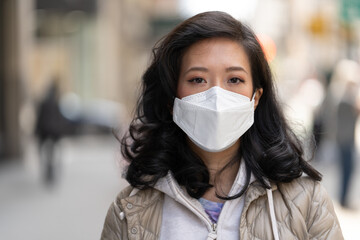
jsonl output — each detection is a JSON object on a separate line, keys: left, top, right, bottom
{"left": 177, "top": 37, "right": 262, "bottom": 106}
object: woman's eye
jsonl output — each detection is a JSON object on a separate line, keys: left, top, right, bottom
{"left": 189, "top": 77, "right": 206, "bottom": 84}
{"left": 228, "top": 77, "right": 244, "bottom": 84}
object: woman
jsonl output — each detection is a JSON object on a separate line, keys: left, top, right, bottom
{"left": 101, "top": 11, "right": 343, "bottom": 240}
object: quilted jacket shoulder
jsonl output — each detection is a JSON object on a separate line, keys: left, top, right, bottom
{"left": 101, "top": 186, "right": 164, "bottom": 240}
{"left": 241, "top": 177, "right": 343, "bottom": 239}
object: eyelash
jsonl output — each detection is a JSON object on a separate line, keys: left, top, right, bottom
{"left": 228, "top": 77, "right": 244, "bottom": 84}
{"left": 188, "top": 77, "right": 245, "bottom": 84}
{"left": 188, "top": 77, "right": 206, "bottom": 84}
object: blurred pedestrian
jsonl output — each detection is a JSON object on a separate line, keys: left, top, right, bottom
{"left": 335, "top": 60, "right": 360, "bottom": 208}
{"left": 35, "top": 79, "right": 69, "bottom": 184}
{"left": 101, "top": 11, "right": 343, "bottom": 239}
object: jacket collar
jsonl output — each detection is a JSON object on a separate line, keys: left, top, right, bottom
{"left": 153, "top": 159, "right": 257, "bottom": 200}
{"left": 118, "top": 159, "right": 278, "bottom": 213}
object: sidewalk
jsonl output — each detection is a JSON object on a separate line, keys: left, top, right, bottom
{"left": 0, "top": 135, "right": 127, "bottom": 240}
{"left": 314, "top": 155, "right": 360, "bottom": 240}
{"left": 334, "top": 204, "right": 360, "bottom": 240}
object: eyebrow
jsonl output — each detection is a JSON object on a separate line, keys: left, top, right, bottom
{"left": 184, "top": 66, "right": 248, "bottom": 74}
{"left": 184, "top": 67, "right": 208, "bottom": 74}
{"left": 226, "top": 66, "right": 248, "bottom": 74}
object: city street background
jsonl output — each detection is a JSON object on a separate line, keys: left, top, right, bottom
{"left": 1, "top": 0, "right": 360, "bottom": 239}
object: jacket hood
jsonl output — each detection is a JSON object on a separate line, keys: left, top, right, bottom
{"left": 153, "top": 159, "right": 256, "bottom": 201}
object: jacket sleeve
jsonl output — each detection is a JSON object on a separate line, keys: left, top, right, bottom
{"left": 100, "top": 202, "right": 128, "bottom": 240}
{"left": 307, "top": 181, "right": 344, "bottom": 240}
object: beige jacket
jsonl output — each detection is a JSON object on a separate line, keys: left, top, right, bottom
{"left": 101, "top": 176, "right": 343, "bottom": 240}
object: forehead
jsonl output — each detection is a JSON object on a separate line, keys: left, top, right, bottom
{"left": 181, "top": 37, "right": 251, "bottom": 71}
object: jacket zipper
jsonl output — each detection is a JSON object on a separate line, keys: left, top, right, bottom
{"left": 169, "top": 176, "right": 216, "bottom": 235}
{"left": 207, "top": 223, "right": 218, "bottom": 240}
{"left": 212, "top": 223, "right": 217, "bottom": 232}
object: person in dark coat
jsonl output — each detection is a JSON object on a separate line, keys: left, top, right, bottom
{"left": 35, "top": 81, "right": 70, "bottom": 183}
{"left": 336, "top": 76, "right": 359, "bottom": 207}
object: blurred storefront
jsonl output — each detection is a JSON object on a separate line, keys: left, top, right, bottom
{"left": 0, "top": 0, "right": 148, "bottom": 160}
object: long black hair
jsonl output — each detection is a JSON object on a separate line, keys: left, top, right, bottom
{"left": 121, "top": 11, "right": 322, "bottom": 199}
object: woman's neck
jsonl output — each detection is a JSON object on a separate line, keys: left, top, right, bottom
{"left": 189, "top": 139, "right": 241, "bottom": 202}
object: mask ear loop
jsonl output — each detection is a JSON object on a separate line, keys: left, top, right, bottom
{"left": 251, "top": 90, "right": 256, "bottom": 101}
{"left": 252, "top": 90, "right": 259, "bottom": 110}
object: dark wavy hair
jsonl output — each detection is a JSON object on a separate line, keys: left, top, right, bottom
{"left": 121, "top": 11, "right": 322, "bottom": 199}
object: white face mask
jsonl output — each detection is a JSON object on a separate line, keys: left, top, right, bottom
{"left": 173, "top": 86, "right": 255, "bottom": 152}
